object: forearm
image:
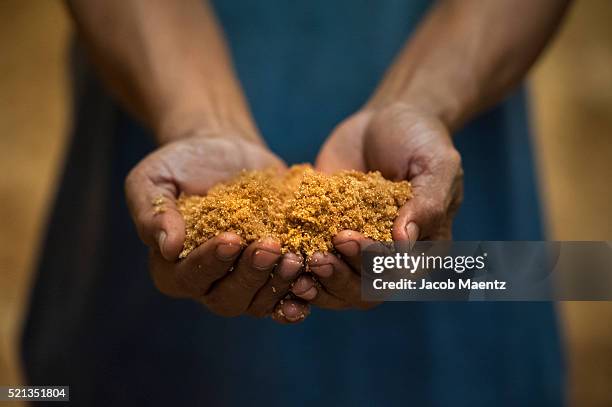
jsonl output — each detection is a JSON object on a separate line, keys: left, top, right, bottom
{"left": 369, "top": 0, "right": 570, "bottom": 131}
{"left": 67, "top": 0, "right": 259, "bottom": 144}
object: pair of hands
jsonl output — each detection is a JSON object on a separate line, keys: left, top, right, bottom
{"left": 125, "top": 103, "right": 464, "bottom": 323}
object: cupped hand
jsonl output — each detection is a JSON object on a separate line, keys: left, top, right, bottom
{"left": 125, "top": 133, "right": 310, "bottom": 323}
{"left": 289, "top": 231, "right": 379, "bottom": 310}
{"left": 293, "top": 104, "right": 463, "bottom": 309}
{"left": 317, "top": 104, "right": 464, "bottom": 240}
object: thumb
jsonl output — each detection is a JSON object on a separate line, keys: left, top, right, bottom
{"left": 392, "top": 155, "right": 462, "bottom": 242}
{"left": 125, "top": 168, "right": 185, "bottom": 261}
{"left": 359, "top": 108, "right": 461, "bottom": 241}
{"left": 392, "top": 187, "right": 445, "bottom": 243}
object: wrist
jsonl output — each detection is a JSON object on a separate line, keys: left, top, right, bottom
{"left": 156, "top": 109, "right": 261, "bottom": 146}
{"left": 366, "top": 82, "right": 477, "bottom": 133}
{"left": 151, "top": 79, "right": 262, "bottom": 144}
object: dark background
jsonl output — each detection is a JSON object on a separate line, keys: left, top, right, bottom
{"left": 1, "top": 1, "right": 611, "bottom": 405}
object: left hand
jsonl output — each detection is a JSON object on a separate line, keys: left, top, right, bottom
{"left": 289, "top": 103, "right": 464, "bottom": 310}
{"left": 125, "top": 133, "right": 310, "bottom": 323}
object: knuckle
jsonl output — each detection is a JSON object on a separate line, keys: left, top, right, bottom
{"left": 446, "top": 148, "right": 462, "bottom": 167}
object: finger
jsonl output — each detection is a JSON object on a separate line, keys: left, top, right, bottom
{"left": 292, "top": 272, "right": 349, "bottom": 309}
{"left": 290, "top": 274, "right": 319, "bottom": 301}
{"left": 248, "top": 252, "right": 304, "bottom": 317}
{"left": 149, "top": 251, "right": 186, "bottom": 298}
{"left": 429, "top": 179, "right": 463, "bottom": 240}
{"left": 332, "top": 230, "right": 376, "bottom": 273}
{"left": 392, "top": 151, "right": 462, "bottom": 241}
{"left": 149, "top": 232, "right": 242, "bottom": 298}
{"left": 272, "top": 298, "right": 311, "bottom": 324}
{"left": 359, "top": 105, "right": 462, "bottom": 242}
{"left": 202, "top": 238, "right": 281, "bottom": 317}
{"left": 308, "top": 252, "right": 366, "bottom": 308}
{"left": 125, "top": 166, "right": 185, "bottom": 260}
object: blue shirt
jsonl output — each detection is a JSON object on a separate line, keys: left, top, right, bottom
{"left": 22, "top": 1, "right": 564, "bottom": 406}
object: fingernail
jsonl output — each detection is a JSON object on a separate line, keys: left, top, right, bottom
{"left": 291, "top": 276, "right": 313, "bottom": 295}
{"left": 308, "top": 252, "right": 328, "bottom": 264}
{"left": 335, "top": 240, "right": 359, "bottom": 256}
{"left": 158, "top": 231, "right": 167, "bottom": 257}
{"left": 277, "top": 256, "right": 302, "bottom": 280}
{"left": 282, "top": 301, "right": 305, "bottom": 322}
{"left": 406, "top": 222, "right": 420, "bottom": 250}
{"left": 252, "top": 249, "right": 279, "bottom": 270}
{"left": 311, "top": 264, "right": 333, "bottom": 278}
{"left": 215, "top": 243, "right": 241, "bottom": 261}
{"left": 299, "top": 286, "right": 318, "bottom": 301}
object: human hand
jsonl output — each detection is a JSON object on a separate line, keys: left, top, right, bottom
{"left": 289, "top": 230, "right": 379, "bottom": 311}
{"left": 125, "top": 133, "right": 310, "bottom": 323}
{"left": 291, "top": 104, "right": 463, "bottom": 309}
{"left": 318, "top": 104, "right": 463, "bottom": 240}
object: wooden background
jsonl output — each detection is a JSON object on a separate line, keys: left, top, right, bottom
{"left": 1, "top": 1, "right": 611, "bottom": 405}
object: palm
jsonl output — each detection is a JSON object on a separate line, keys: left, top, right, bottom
{"left": 126, "top": 134, "right": 312, "bottom": 323}
{"left": 316, "top": 106, "right": 455, "bottom": 180}
{"left": 299, "top": 105, "right": 464, "bottom": 311}
{"left": 145, "top": 135, "right": 285, "bottom": 197}
{"left": 315, "top": 111, "right": 371, "bottom": 173}
{"left": 321, "top": 105, "right": 462, "bottom": 241}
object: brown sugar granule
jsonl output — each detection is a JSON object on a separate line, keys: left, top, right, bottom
{"left": 152, "top": 195, "right": 167, "bottom": 214}
{"left": 177, "top": 168, "right": 289, "bottom": 257}
{"left": 177, "top": 165, "right": 412, "bottom": 258}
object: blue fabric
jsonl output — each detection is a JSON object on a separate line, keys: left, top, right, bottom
{"left": 22, "top": 1, "right": 564, "bottom": 406}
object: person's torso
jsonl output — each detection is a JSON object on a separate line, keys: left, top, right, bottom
{"left": 22, "top": 2, "right": 563, "bottom": 406}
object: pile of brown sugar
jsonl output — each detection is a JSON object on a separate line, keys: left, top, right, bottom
{"left": 177, "top": 165, "right": 412, "bottom": 258}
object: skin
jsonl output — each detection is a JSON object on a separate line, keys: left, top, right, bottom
{"left": 290, "top": 107, "right": 464, "bottom": 309}
{"left": 290, "top": 0, "right": 570, "bottom": 308}
{"left": 125, "top": 134, "right": 310, "bottom": 322}
{"left": 69, "top": 0, "right": 312, "bottom": 323}
{"left": 68, "top": 0, "right": 571, "bottom": 319}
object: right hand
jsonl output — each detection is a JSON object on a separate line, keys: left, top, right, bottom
{"left": 291, "top": 104, "right": 464, "bottom": 310}
{"left": 125, "top": 132, "right": 310, "bottom": 323}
